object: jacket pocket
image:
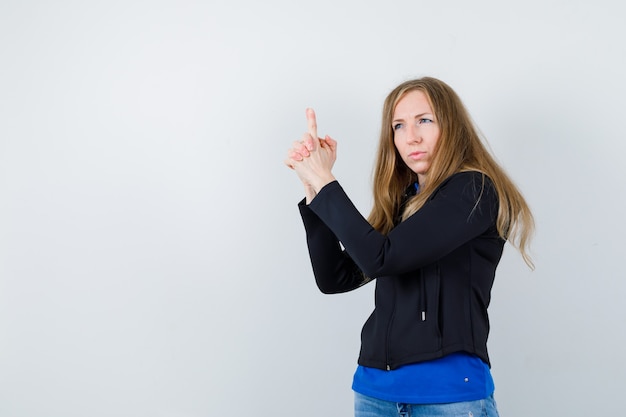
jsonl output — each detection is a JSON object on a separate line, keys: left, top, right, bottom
{"left": 389, "top": 263, "right": 442, "bottom": 362}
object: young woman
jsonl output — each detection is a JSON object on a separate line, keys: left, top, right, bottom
{"left": 285, "top": 77, "right": 534, "bottom": 417}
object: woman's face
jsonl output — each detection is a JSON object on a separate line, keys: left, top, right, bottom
{"left": 392, "top": 90, "right": 440, "bottom": 185}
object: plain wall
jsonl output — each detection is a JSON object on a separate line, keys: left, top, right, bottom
{"left": 1, "top": 1, "right": 625, "bottom": 416}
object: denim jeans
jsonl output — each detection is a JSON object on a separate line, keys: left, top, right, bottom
{"left": 354, "top": 391, "right": 500, "bottom": 417}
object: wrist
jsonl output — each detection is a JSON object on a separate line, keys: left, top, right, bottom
{"left": 312, "top": 175, "right": 336, "bottom": 194}
{"left": 304, "top": 184, "right": 316, "bottom": 204}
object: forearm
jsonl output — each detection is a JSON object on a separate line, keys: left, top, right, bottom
{"left": 307, "top": 173, "right": 499, "bottom": 277}
{"left": 299, "top": 200, "right": 369, "bottom": 293}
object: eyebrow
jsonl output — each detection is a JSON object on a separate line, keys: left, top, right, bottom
{"left": 392, "top": 113, "right": 432, "bottom": 123}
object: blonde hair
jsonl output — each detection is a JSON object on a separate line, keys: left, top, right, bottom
{"left": 368, "top": 77, "right": 535, "bottom": 268}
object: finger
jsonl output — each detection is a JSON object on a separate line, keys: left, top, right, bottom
{"left": 293, "top": 140, "right": 310, "bottom": 157}
{"left": 289, "top": 150, "right": 304, "bottom": 161}
{"left": 284, "top": 158, "right": 295, "bottom": 169}
{"left": 324, "top": 135, "right": 337, "bottom": 152}
{"left": 300, "top": 134, "right": 315, "bottom": 152}
{"left": 306, "top": 108, "right": 318, "bottom": 145}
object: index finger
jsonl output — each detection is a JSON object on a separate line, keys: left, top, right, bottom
{"left": 306, "top": 108, "right": 318, "bottom": 140}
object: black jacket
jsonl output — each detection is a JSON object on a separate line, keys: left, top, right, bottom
{"left": 298, "top": 171, "right": 504, "bottom": 370}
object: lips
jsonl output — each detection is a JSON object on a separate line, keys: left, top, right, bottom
{"left": 409, "top": 151, "right": 425, "bottom": 160}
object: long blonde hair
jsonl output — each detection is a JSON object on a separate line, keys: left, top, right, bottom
{"left": 368, "top": 77, "right": 535, "bottom": 268}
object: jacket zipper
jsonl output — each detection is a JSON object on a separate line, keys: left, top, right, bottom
{"left": 418, "top": 268, "right": 427, "bottom": 321}
{"left": 385, "top": 280, "right": 397, "bottom": 371}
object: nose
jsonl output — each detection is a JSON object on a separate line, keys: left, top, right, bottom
{"left": 406, "top": 125, "right": 422, "bottom": 143}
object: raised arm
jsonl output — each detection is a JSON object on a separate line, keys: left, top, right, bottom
{"left": 307, "top": 172, "right": 499, "bottom": 278}
{"left": 299, "top": 200, "right": 372, "bottom": 293}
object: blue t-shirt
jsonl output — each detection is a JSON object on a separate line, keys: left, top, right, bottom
{"left": 352, "top": 352, "right": 494, "bottom": 404}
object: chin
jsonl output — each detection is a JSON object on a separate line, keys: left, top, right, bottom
{"left": 410, "top": 166, "right": 428, "bottom": 175}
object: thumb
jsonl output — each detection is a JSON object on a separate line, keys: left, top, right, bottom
{"left": 324, "top": 135, "right": 337, "bottom": 152}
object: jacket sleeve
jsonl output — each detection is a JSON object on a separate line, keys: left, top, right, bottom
{"left": 306, "top": 171, "right": 499, "bottom": 278}
{"left": 299, "top": 199, "right": 372, "bottom": 294}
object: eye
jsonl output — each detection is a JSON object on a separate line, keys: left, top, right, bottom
{"left": 418, "top": 118, "right": 433, "bottom": 124}
{"left": 393, "top": 123, "right": 403, "bottom": 131}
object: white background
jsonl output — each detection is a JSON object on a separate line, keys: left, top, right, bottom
{"left": 1, "top": 1, "right": 625, "bottom": 416}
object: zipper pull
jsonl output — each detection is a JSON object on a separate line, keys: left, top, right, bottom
{"left": 421, "top": 311, "right": 426, "bottom": 321}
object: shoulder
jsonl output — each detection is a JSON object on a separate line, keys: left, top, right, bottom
{"left": 431, "top": 171, "right": 499, "bottom": 219}
{"left": 435, "top": 171, "right": 495, "bottom": 198}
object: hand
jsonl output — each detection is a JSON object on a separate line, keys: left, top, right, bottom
{"left": 285, "top": 108, "right": 337, "bottom": 200}
{"left": 285, "top": 108, "right": 336, "bottom": 166}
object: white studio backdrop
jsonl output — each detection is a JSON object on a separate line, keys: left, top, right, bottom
{"left": 1, "top": 1, "right": 625, "bottom": 416}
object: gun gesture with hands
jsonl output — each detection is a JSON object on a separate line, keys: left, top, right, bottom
{"left": 285, "top": 108, "right": 337, "bottom": 202}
